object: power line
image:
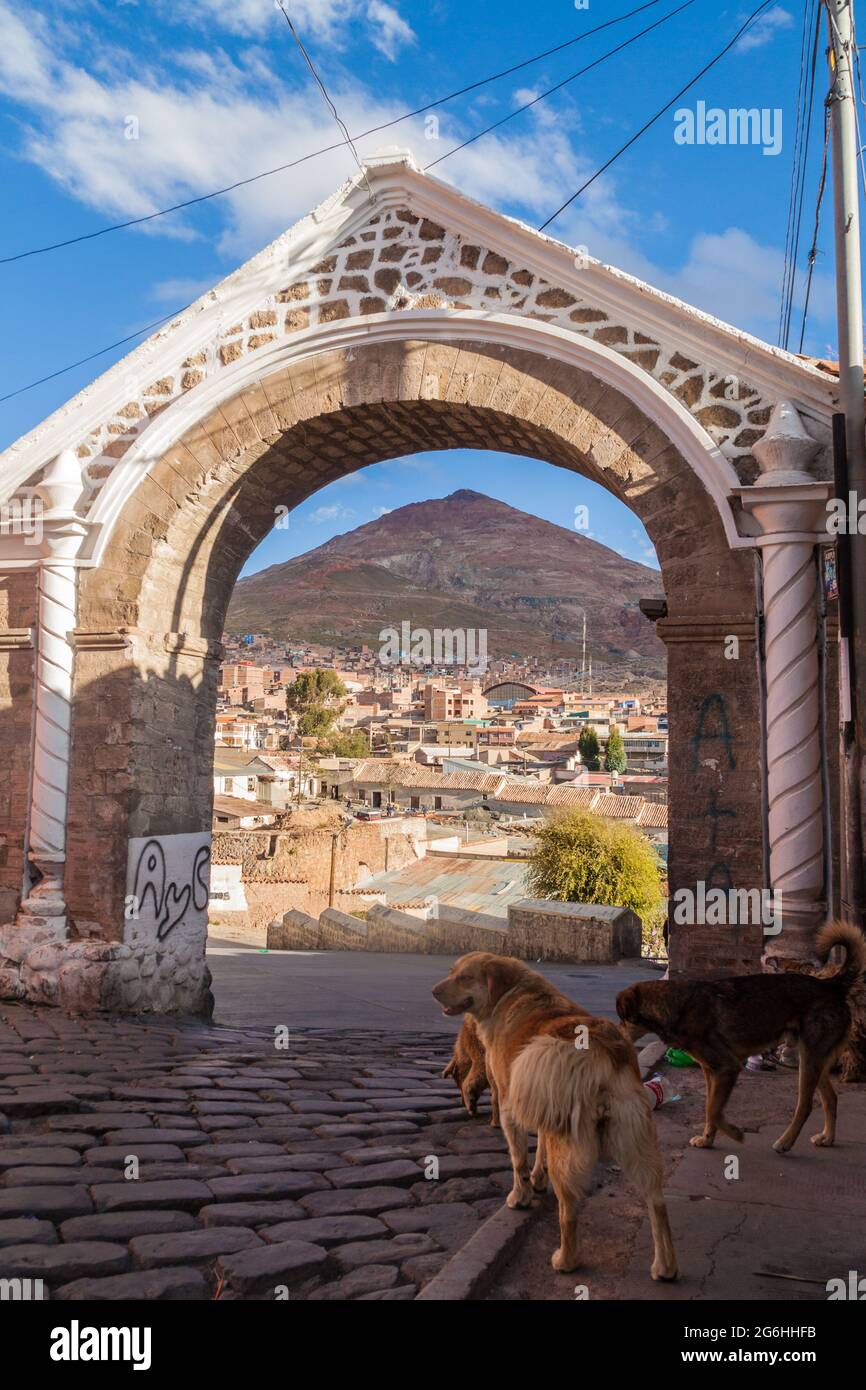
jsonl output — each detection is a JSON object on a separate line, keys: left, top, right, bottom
{"left": 798, "top": 101, "right": 831, "bottom": 354}
{"left": 0, "top": 307, "right": 193, "bottom": 405}
{"left": 0, "top": 0, "right": 672, "bottom": 268}
{"left": 0, "top": 4, "right": 699, "bottom": 406}
{"left": 537, "top": 0, "right": 777, "bottom": 231}
{"left": 424, "top": 0, "right": 699, "bottom": 172}
{"left": 779, "top": 0, "right": 819, "bottom": 346}
{"left": 780, "top": 0, "right": 821, "bottom": 350}
{"left": 275, "top": 1, "right": 374, "bottom": 200}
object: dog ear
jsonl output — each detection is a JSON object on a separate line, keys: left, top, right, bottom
{"left": 615, "top": 985, "right": 636, "bottom": 1022}
{"left": 485, "top": 959, "right": 521, "bottom": 1006}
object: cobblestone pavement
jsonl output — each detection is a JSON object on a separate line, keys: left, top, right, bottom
{"left": 0, "top": 1003, "right": 513, "bottom": 1301}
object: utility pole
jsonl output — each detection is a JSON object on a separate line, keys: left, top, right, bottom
{"left": 825, "top": 0, "right": 866, "bottom": 926}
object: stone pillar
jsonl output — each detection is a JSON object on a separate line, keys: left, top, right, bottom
{"left": 17, "top": 450, "right": 88, "bottom": 935}
{"left": 736, "top": 401, "right": 831, "bottom": 959}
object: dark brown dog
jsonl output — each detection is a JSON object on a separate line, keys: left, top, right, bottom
{"left": 442, "top": 1015, "right": 500, "bottom": 1126}
{"left": 617, "top": 921, "right": 865, "bottom": 1153}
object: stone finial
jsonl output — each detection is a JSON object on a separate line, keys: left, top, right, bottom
{"left": 36, "top": 448, "right": 85, "bottom": 515}
{"left": 752, "top": 400, "right": 821, "bottom": 482}
{"left": 365, "top": 147, "right": 419, "bottom": 171}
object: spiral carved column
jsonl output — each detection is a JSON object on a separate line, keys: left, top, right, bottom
{"left": 737, "top": 401, "right": 831, "bottom": 959}
{"left": 18, "top": 451, "right": 88, "bottom": 933}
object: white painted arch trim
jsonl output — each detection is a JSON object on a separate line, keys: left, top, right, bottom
{"left": 83, "top": 309, "right": 750, "bottom": 566}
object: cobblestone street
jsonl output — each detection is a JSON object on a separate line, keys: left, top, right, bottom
{"left": 0, "top": 1003, "right": 514, "bottom": 1301}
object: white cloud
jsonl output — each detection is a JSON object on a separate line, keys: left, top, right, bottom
{"left": 163, "top": 0, "right": 414, "bottom": 56}
{"left": 736, "top": 5, "right": 794, "bottom": 53}
{"left": 310, "top": 503, "right": 355, "bottom": 523}
{"left": 0, "top": 2, "right": 835, "bottom": 349}
{"left": 366, "top": 2, "right": 415, "bottom": 60}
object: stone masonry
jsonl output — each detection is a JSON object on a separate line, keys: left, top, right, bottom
{"left": 0, "top": 156, "right": 844, "bottom": 1011}
{"left": 0, "top": 1002, "right": 514, "bottom": 1301}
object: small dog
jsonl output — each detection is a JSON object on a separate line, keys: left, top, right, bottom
{"left": 617, "top": 921, "right": 865, "bottom": 1154}
{"left": 432, "top": 952, "right": 678, "bottom": 1280}
{"left": 442, "top": 1016, "right": 500, "bottom": 1126}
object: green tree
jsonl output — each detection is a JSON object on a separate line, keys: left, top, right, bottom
{"left": 578, "top": 724, "right": 600, "bottom": 770}
{"left": 527, "top": 808, "right": 664, "bottom": 933}
{"left": 286, "top": 669, "right": 346, "bottom": 739}
{"left": 323, "top": 730, "right": 370, "bottom": 758}
{"left": 604, "top": 727, "right": 627, "bottom": 774}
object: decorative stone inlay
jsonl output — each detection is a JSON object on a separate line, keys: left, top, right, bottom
{"left": 32, "top": 208, "right": 784, "bottom": 511}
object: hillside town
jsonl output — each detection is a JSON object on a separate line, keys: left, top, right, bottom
{"left": 209, "top": 635, "right": 669, "bottom": 940}
{"left": 2, "top": 0, "right": 864, "bottom": 1332}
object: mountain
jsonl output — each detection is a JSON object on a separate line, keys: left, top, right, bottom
{"left": 226, "top": 490, "right": 666, "bottom": 683}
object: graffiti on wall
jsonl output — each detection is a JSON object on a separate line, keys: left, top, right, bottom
{"left": 125, "top": 832, "right": 211, "bottom": 942}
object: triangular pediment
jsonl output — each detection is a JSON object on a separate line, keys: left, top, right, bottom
{"left": 1, "top": 152, "right": 838, "bottom": 509}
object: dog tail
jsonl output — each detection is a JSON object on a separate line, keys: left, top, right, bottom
{"left": 815, "top": 920, "right": 866, "bottom": 987}
{"left": 507, "top": 1035, "right": 615, "bottom": 1138}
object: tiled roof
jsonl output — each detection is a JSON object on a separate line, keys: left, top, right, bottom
{"left": 545, "top": 785, "right": 602, "bottom": 809}
{"left": 493, "top": 779, "right": 552, "bottom": 804}
{"left": 351, "top": 760, "right": 504, "bottom": 793}
{"left": 593, "top": 794, "right": 646, "bottom": 820}
{"left": 637, "top": 802, "right": 669, "bottom": 828}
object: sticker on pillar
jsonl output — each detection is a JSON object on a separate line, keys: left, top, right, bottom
{"left": 125, "top": 832, "right": 211, "bottom": 944}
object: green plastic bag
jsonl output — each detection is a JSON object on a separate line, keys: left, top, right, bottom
{"left": 665, "top": 1046, "right": 697, "bottom": 1067}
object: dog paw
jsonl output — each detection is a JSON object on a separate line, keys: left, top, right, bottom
{"left": 651, "top": 1264, "right": 679, "bottom": 1283}
{"left": 772, "top": 1137, "right": 791, "bottom": 1153}
{"left": 811, "top": 1132, "right": 833, "bottom": 1147}
{"left": 552, "top": 1248, "right": 578, "bottom": 1273}
{"left": 530, "top": 1174, "right": 548, "bottom": 1193}
{"left": 506, "top": 1187, "right": 533, "bottom": 1210}
{"left": 689, "top": 1134, "right": 714, "bottom": 1148}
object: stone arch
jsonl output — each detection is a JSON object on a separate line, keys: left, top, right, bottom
{"left": 0, "top": 159, "right": 840, "bottom": 1015}
{"left": 57, "top": 333, "right": 764, "bottom": 1007}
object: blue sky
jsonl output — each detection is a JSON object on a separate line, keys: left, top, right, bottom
{"left": 0, "top": 1, "right": 846, "bottom": 576}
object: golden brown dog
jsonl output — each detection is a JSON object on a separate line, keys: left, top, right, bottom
{"left": 442, "top": 1016, "right": 500, "bottom": 1126}
{"left": 617, "top": 921, "right": 865, "bottom": 1153}
{"left": 432, "top": 952, "right": 677, "bottom": 1280}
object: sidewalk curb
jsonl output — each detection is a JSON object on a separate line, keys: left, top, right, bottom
{"left": 415, "top": 1201, "right": 540, "bottom": 1301}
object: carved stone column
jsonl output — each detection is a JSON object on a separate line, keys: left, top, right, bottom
{"left": 736, "top": 401, "right": 831, "bottom": 959}
{"left": 18, "top": 451, "right": 89, "bottom": 934}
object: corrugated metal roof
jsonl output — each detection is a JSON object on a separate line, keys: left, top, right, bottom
{"left": 361, "top": 853, "right": 530, "bottom": 918}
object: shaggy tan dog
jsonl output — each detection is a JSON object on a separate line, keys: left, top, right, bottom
{"left": 442, "top": 1016, "right": 500, "bottom": 1126}
{"left": 432, "top": 952, "right": 677, "bottom": 1280}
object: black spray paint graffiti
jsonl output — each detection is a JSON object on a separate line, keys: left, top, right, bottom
{"left": 690, "top": 695, "right": 738, "bottom": 909}
{"left": 690, "top": 693, "right": 736, "bottom": 772}
{"left": 130, "top": 839, "right": 211, "bottom": 940}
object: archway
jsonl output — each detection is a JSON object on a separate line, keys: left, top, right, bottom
{"left": 0, "top": 158, "right": 839, "bottom": 1013}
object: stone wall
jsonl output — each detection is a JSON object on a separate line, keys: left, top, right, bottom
{"left": 266, "top": 897, "right": 641, "bottom": 965}
{"left": 209, "top": 819, "right": 423, "bottom": 936}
